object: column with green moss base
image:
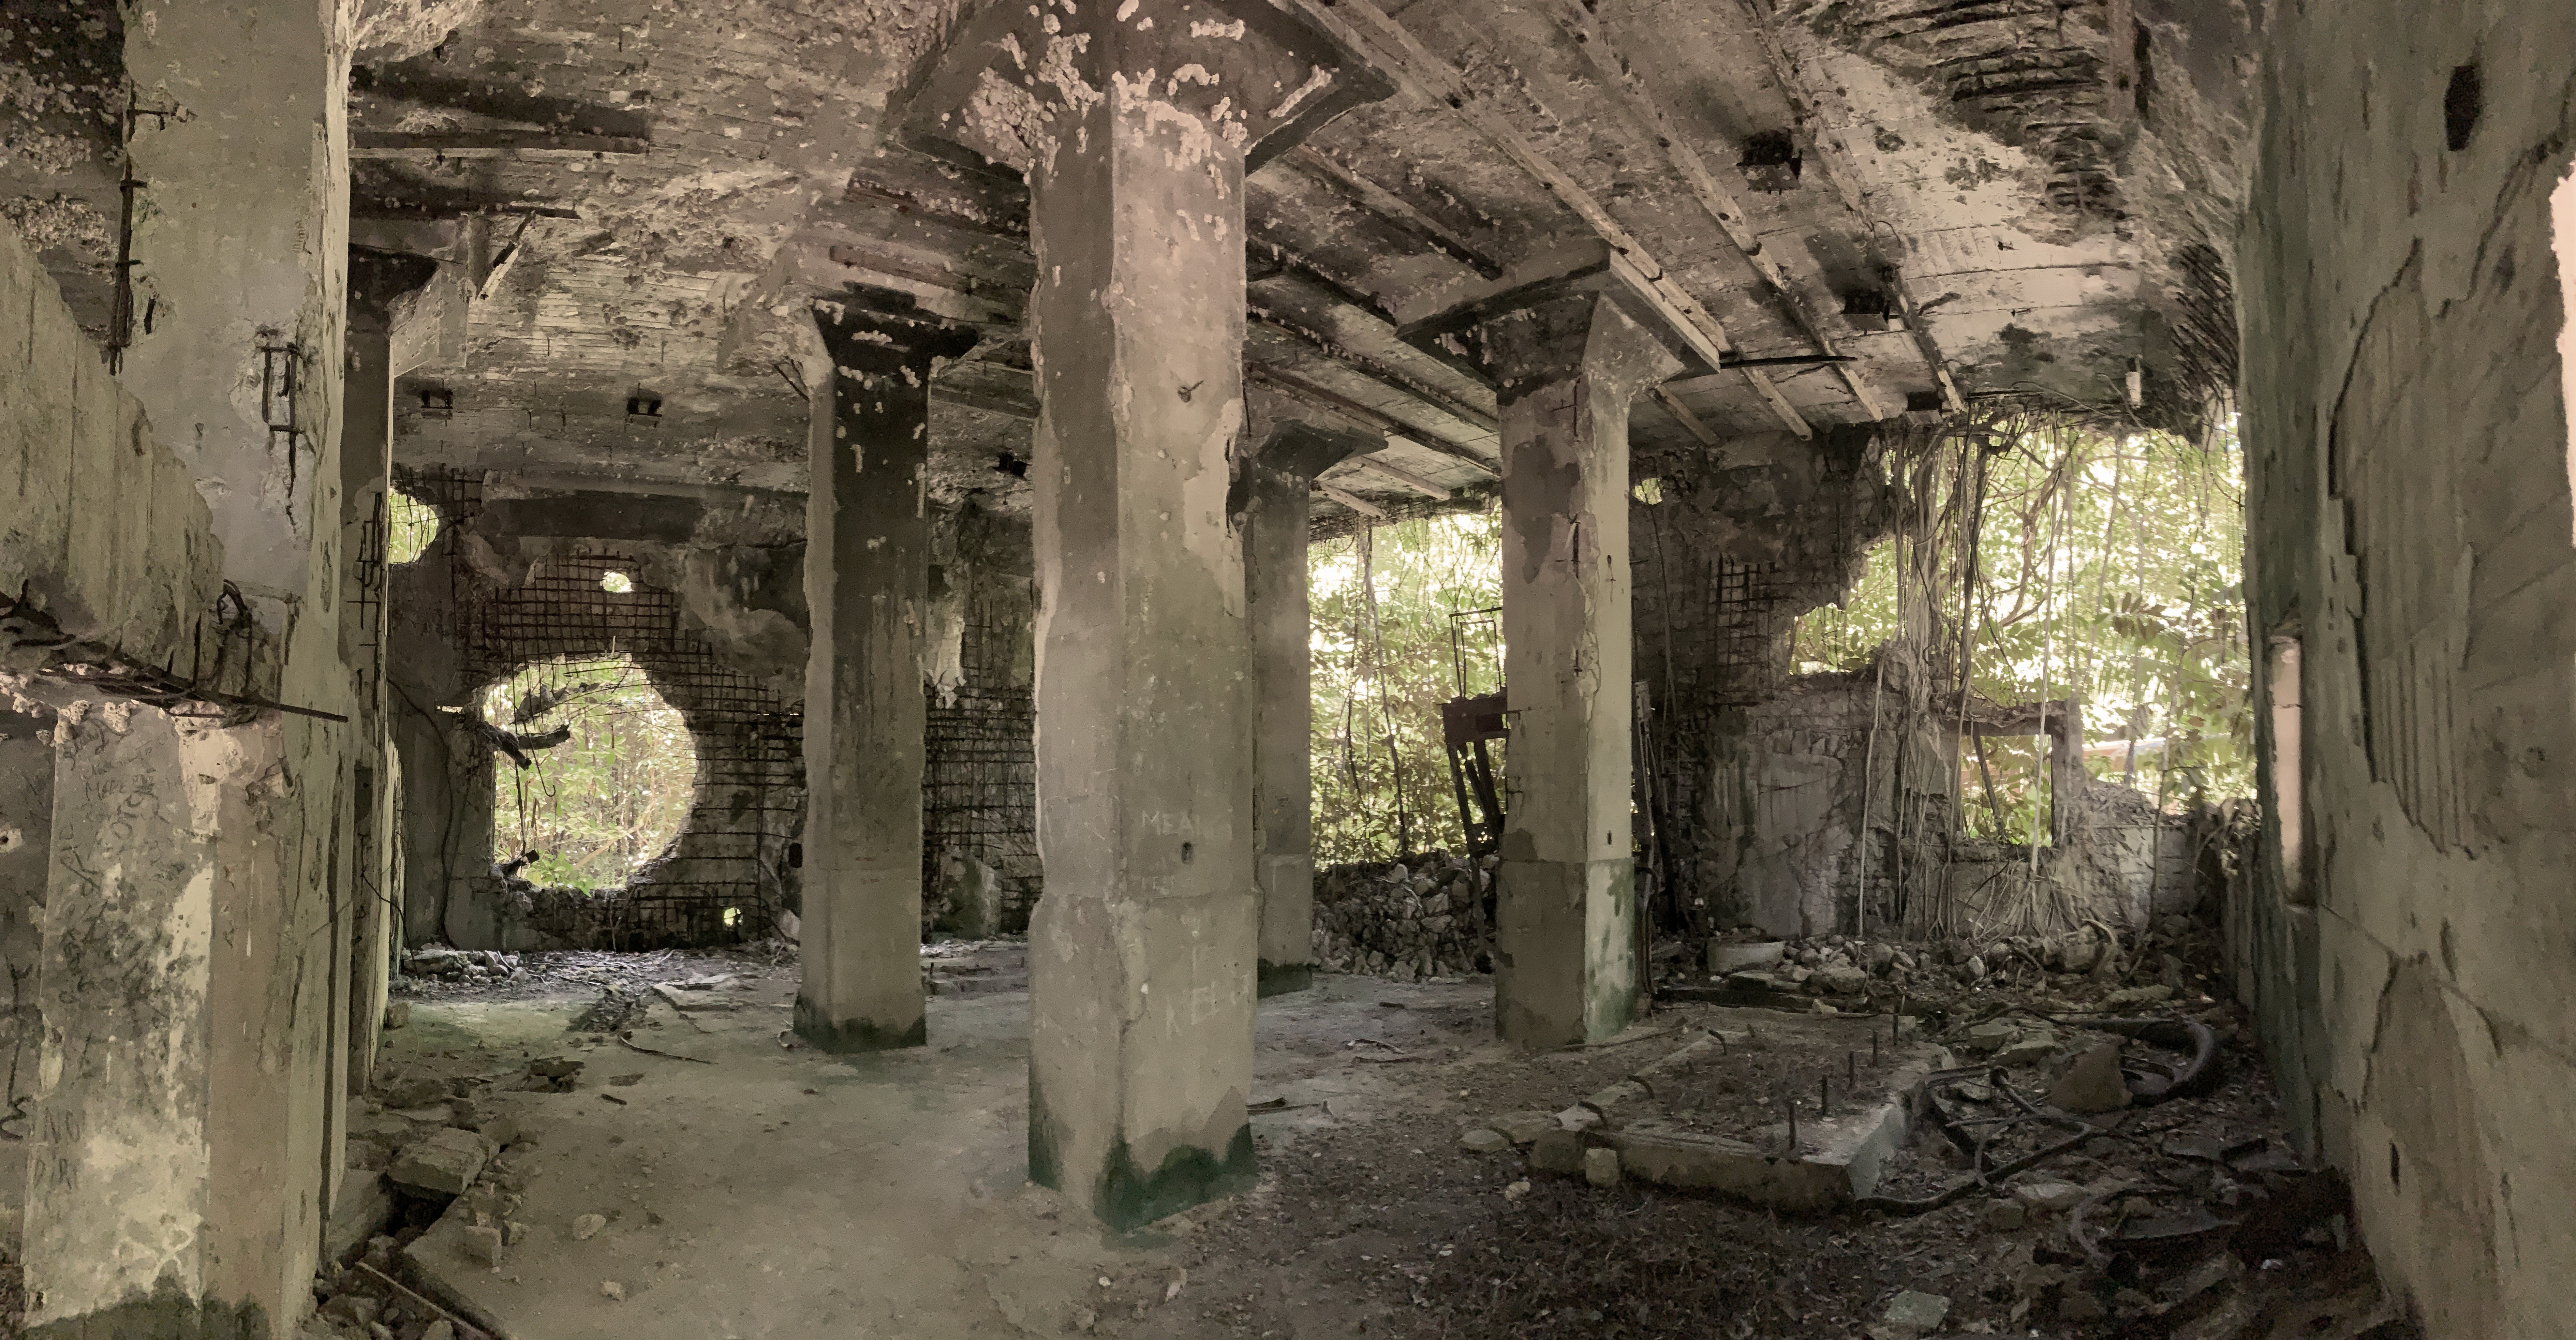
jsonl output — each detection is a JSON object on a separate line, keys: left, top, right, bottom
{"left": 1483, "top": 294, "right": 1683, "bottom": 1048}
{"left": 795, "top": 292, "right": 978, "bottom": 1053}
{"left": 891, "top": 0, "right": 1390, "bottom": 1230}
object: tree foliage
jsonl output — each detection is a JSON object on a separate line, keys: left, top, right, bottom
{"left": 387, "top": 488, "right": 440, "bottom": 564}
{"left": 484, "top": 653, "right": 696, "bottom": 890}
{"left": 1793, "top": 420, "right": 2251, "bottom": 838}
{"left": 1309, "top": 512, "right": 1504, "bottom": 865}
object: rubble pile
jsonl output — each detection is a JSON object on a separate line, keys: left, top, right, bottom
{"left": 391, "top": 943, "right": 790, "bottom": 1002}
{"left": 1312, "top": 851, "right": 1496, "bottom": 981}
{"left": 1665, "top": 911, "right": 2227, "bottom": 1016}
{"left": 398, "top": 948, "right": 523, "bottom": 984}
{"left": 1426, "top": 901, "right": 2396, "bottom": 1337}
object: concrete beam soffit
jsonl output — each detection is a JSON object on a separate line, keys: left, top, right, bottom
{"left": 887, "top": 0, "right": 1396, "bottom": 176}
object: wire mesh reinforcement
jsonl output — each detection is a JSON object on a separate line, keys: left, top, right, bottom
{"left": 399, "top": 466, "right": 804, "bottom": 948}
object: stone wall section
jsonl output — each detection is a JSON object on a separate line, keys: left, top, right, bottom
{"left": 1313, "top": 851, "right": 1496, "bottom": 981}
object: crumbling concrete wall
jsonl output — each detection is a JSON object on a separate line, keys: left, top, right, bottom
{"left": 921, "top": 501, "right": 1041, "bottom": 931}
{"left": 0, "top": 223, "right": 224, "bottom": 680}
{"left": 387, "top": 473, "right": 808, "bottom": 950}
{"left": 2233, "top": 5, "right": 2576, "bottom": 1332}
{"left": 1630, "top": 426, "right": 1898, "bottom": 934}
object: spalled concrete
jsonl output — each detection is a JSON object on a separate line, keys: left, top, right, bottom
{"left": 1478, "top": 288, "right": 1683, "bottom": 1047}
{"left": 1239, "top": 412, "right": 1381, "bottom": 997}
{"left": 19, "top": 691, "right": 226, "bottom": 1333}
{"left": 2232, "top": 3, "right": 2576, "bottom": 1331}
{"left": 796, "top": 292, "right": 978, "bottom": 1053}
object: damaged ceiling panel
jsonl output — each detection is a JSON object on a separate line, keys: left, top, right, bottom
{"left": 331, "top": 0, "right": 2250, "bottom": 520}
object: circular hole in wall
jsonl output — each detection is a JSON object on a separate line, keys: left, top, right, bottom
{"left": 601, "top": 570, "right": 635, "bottom": 593}
{"left": 483, "top": 652, "right": 695, "bottom": 891}
{"left": 385, "top": 489, "right": 441, "bottom": 564}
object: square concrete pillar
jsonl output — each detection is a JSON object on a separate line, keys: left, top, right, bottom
{"left": 1403, "top": 272, "right": 1686, "bottom": 1047}
{"left": 342, "top": 253, "right": 435, "bottom": 1103}
{"left": 798, "top": 292, "right": 980, "bottom": 1053}
{"left": 106, "top": 3, "right": 362, "bottom": 1328}
{"left": 18, "top": 693, "right": 228, "bottom": 1334}
{"left": 1239, "top": 415, "right": 1380, "bottom": 996}
{"left": 893, "top": 0, "right": 1389, "bottom": 1229}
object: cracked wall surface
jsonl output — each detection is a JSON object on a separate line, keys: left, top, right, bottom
{"left": 2234, "top": 2, "right": 2576, "bottom": 1331}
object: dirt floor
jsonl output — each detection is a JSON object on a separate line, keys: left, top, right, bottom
{"left": 311, "top": 925, "right": 2418, "bottom": 1340}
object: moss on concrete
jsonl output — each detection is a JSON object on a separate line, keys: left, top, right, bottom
{"left": 1094, "top": 1123, "right": 1256, "bottom": 1233}
{"left": 791, "top": 996, "right": 928, "bottom": 1053}
{"left": 23, "top": 1275, "right": 264, "bottom": 1340}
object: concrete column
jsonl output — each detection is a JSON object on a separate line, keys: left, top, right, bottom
{"left": 796, "top": 293, "right": 978, "bottom": 1052}
{"left": 893, "top": 0, "right": 1388, "bottom": 1230}
{"left": 1484, "top": 294, "right": 1682, "bottom": 1047}
{"left": 0, "top": 700, "right": 51, "bottom": 1257}
{"left": 1239, "top": 418, "right": 1379, "bottom": 996}
{"left": 341, "top": 253, "right": 433, "bottom": 1112}
{"left": 109, "top": 2, "right": 357, "bottom": 1329}
{"left": 21, "top": 695, "right": 227, "bottom": 1335}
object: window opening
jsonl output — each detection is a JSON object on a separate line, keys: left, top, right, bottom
{"left": 485, "top": 652, "right": 696, "bottom": 891}
{"left": 385, "top": 488, "right": 441, "bottom": 565}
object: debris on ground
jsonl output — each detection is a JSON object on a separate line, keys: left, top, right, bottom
{"left": 566, "top": 983, "right": 652, "bottom": 1033}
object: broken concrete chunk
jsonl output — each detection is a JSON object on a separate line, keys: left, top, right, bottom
{"left": 653, "top": 982, "right": 738, "bottom": 1012}
{"left": 1583, "top": 1147, "right": 1620, "bottom": 1188}
{"left": 1982, "top": 1197, "right": 2028, "bottom": 1231}
{"left": 519, "top": 1057, "right": 584, "bottom": 1091}
{"left": 1959, "top": 1020, "right": 2017, "bottom": 1053}
{"left": 382, "top": 1002, "right": 410, "bottom": 1030}
{"left": 1705, "top": 940, "right": 1786, "bottom": 973}
{"left": 1458, "top": 1128, "right": 1511, "bottom": 1154}
{"left": 601, "top": 1280, "right": 626, "bottom": 1301}
{"left": 462, "top": 1223, "right": 504, "bottom": 1267}
{"left": 2011, "top": 1178, "right": 2088, "bottom": 1212}
{"left": 1879, "top": 1290, "right": 1949, "bottom": 1334}
{"left": 322, "top": 1294, "right": 382, "bottom": 1328}
{"left": 2048, "top": 1042, "right": 2131, "bottom": 1114}
{"left": 379, "top": 1074, "right": 449, "bottom": 1109}
{"left": 385, "top": 1128, "right": 492, "bottom": 1198}
{"left": 1491, "top": 1111, "right": 1554, "bottom": 1145}
{"left": 1993, "top": 1029, "right": 2059, "bottom": 1068}
{"left": 420, "top": 1322, "right": 455, "bottom": 1340}
{"left": 2102, "top": 983, "right": 2178, "bottom": 1009}
{"left": 1813, "top": 965, "right": 1871, "bottom": 996}
{"left": 1529, "top": 1129, "right": 1584, "bottom": 1175}
{"left": 573, "top": 1212, "right": 607, "bottom": 1240}
{"left": 1581, "top": 1080, "right": 1646, "bottom": 1114}
{"left": 1553, "top": 1104, "right": 1601, "bottom": 1134}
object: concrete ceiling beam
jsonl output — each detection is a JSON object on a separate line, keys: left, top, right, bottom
{"left": 1719, "top": 0, "right": 1967, "bottom": 414}
{"left": 1245, "top": 363, "right": 1499, "bottom": 474}
{"left": 1276, "top": 144, "right": 1505, "bottom": 279}
{"left": 1540, "top": 0, "right": 1890, "bottom": 423}
{"left": 1319, "top": 0, "right": 1816, "bottom": 440}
